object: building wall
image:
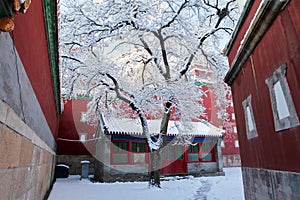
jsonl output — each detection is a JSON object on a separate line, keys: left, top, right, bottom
{"left": 203, "top": 86, "right": 240, "bottom": 167}
{"left": 12, "top": 0, "right": 59, "bottom": 137}
{"left": 56, "top": 100, "right": 97, "bottom": 176}
{"left": 57, "top": 155, "right": 96, "bottom": 175}
{"left": 226, "top": 0, "right": 300, "bottom": 199}
{"left": 0, "top": 1, "right": 59, "bottom": 198}
{"left": 0, "top": 33, "right": 56, "bottom": 149}
{"left": 242, "top": 167, "right": 300, "bottom": 200}
{"left": 0, "top": 33, "right": 56, "bottom": 198}
{"left": 57, "top": 100, "right": 96, "bottom": 155}
{"left": 187, "top": 162, "right": 218, "bottom": 174}
{"left": 192, "top": 67, "right": 240, "bottom": 166}
{"left": 0, "top": 100, "right": 56, "bottom": 199}
{"left": 229, "top": 0, "right": 300, "bottom": 173}
{"left": 222, "top": 154, "right": 241, "bottom": 167}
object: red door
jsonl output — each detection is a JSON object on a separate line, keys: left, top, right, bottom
{"left": 161, "top": 144, "right": 187, "bottom": 175}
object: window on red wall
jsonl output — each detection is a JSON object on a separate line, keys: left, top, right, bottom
{"left": 112, "top": 142, "right": 129, "bottom": 164}
{"left": 200, "top": 142, "right": 214, "bottom": 161}
{"left": 111, "top": 141, "right": 147, "bottom": 165}
{"left": 163, "top": 144, "right": 184, "bottom": 160}
{"left": 132, "top": 142, "right": 146, "bottom": 164}
{"left": 188, "top": 142, "right": 215, "bottom": 162}
{"left": 188, "top": 145, "right": 199, "bottom": 162}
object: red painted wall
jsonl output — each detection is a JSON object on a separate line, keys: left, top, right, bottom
{"left": 11, "top": 1, "right": 59, "bottom": 137}
{"left": 191, "top": 67, "right": 239, "bottom": 155}
{"left": 222, "top": 102, "right": 240, "bottom": 155}
{"left": 201, "top": 86, "right": 239, "bottom": 155}
{"left": 228, "top": 0, "right": 300, "bottom": 172}
{"left": 57, "top": 100, "right": 96, "bottom": 155}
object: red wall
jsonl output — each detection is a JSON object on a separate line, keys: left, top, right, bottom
{"left": 228, "top": 0, "right": 300, "bottom": 172}
{"left": 222, "top": 103, "right": 239, "bottom": 155}
{"left": 11, "top": 1, "right": 59, "bottom": 137}
{"left": 57, "top": 100, "right": 96, "bottom": 155}
{"left": 202, "top": 86, "right": 240, "bottom": 155}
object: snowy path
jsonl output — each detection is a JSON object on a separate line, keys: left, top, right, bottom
{"left": 194, "top": 180, "right": 211, "bottom": 200}
{"left": 48, "top": 167, "right": 244, "bottom": 200}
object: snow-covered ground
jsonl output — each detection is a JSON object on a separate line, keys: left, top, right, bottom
{"left": 48, "top": 167, "right": 244, "bottom": 200}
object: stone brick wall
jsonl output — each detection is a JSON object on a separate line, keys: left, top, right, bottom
{"left": 222, "top": 154, "right": 241, "bottom": 167}
{"left": 0, "top": 100, "right": 56, "bottom": 199}
{"left": 0, "top": 32, "right": 57, "bottom": 200}
{"left": 242, "top": 167, "right": 300, "bottom": 200}
{"left": 57, "top": 155, "right": 96, "bottom": 175}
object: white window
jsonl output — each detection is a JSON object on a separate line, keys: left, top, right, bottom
{"left": 234, "top": 140, "right": 239, "bottom": 148}
{"left": 232, "top": 113, "right": 236, "bottom": 120}
{"left": 220, "top": 140, "right": 225, "bottom": 148}
{"left": 80, "top": 112, "right": 87, "bottom": 122}
{"left": 80, "top": 134, "right": 87, "bottom": 143}
{"left": 242, "top": 95, "right": 258, "bottom": 139}
{"left": 233, "top": 126, "right": 237, "bottom": 133}
{"left": 265, "top": 64, "right": 299, "bottom": 132}
{"left": 274, "top": 81, "right": 290, "bottom": 119}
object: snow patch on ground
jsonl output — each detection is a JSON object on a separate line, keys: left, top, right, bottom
{"left": 48, "top": 167, "right": 244, "bottom": 200}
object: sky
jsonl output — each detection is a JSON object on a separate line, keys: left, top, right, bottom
{"left": 48, "top": 167, "right": 244, "bottom": 200}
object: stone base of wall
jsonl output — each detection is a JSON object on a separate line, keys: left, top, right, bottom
{"left": 56, "top": 155, "right": 96, "bottom": 175}
{"left": 242, "top": 167, "right": 300, "bottom": 200}
{"left": 0, "top": 101, "right": 56, "bottom": 200}
{"left": 222, "top": 154, "right": 241, "bottom": 167}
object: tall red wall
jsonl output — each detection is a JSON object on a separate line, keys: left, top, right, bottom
{"left": 57, "top": 100, "right": 96, "bottom": 155}
{"left": 202, "top": 86, "right": 240, "bottom": 155}
{"left": 228, "top": 0, "right": 300, "bottom": 172}
{"left": 11, "top": 1, "right": 59, "bottom": 137}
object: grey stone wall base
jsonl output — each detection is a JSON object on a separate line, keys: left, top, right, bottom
{"left": 187, "top": 162, "right": 219, "bottom": 174}
{"left": 242, "top": 167, "right": 300, "bottom": 200}
{"left": 95, "top": 171, "right": 225, "bottom": 183}
{"left": 222, "top": 154, "right": 241, "bottom": 167}
{"left": 56, "top": 155, "right": 96, "bottom": 175}
{"left": 98, "top": 174, "right": 150, "bottom": 183}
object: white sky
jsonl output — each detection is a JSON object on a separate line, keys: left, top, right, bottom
{"left": 49, "top": 167, "right": 244, "bottom": 200}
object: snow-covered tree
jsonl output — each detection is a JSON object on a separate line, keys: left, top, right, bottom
{"left": 59, "top": 0, "right": 238, "bottom": 187}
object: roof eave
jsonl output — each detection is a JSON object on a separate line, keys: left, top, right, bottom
{"left": 224, "top": 0, "right": 290, "bottom": 86}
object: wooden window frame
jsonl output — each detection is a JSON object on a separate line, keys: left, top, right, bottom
{"left": 163, "top": 144, "right": 184, "bottom": 161}
{"left": 187, "top": 142, "right": 216, "bottom": 163}
{"left": 265, "top": 64, "right": 299, "bottom": 132}
{"left": 242, "top": 95, "right": 258, "bottom": 139}
{"left": 111, "top": 141, "right": 148, "bottom": 165}
{"left": 111, "top": 141, "right": 130, "bottom": 165}
{"left": 199, "top": 142, "right": 215, "bottom": 162}
{"left": 131, "top": 142, "right": 147, "bottom": 164}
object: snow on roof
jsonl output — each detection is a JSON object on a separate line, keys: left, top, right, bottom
{"left": 56, "top": 164, "right": 70, "bottom": 169}
{"left": 102, "top": 117, "right": 224, "bottom": 138}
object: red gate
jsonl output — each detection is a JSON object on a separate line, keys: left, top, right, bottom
{"left": 161, "top": 144, "right": 187, "bottom": 175}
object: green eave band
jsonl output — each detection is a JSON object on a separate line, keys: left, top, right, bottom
{"left": 0, "top": 0, "right": 13, "bottom": 18}
{"left": 42, "top": 0, "right": 61, "bottom": 115}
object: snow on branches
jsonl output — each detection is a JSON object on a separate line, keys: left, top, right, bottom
{"left": 59, "top": 0, "right": 238, "bottom": 149}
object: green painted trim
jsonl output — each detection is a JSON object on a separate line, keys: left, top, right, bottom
{"left": 0, "top": 0, "right": 13, "bottom": 18}
{"left": 42, "top": 0, "right": 61, "bottom": 115}
{"left": 74, "top": 96, "right": 93, "bottom": 100}
{"left": 195, "top": 81, "right": 214, "bottom": 88}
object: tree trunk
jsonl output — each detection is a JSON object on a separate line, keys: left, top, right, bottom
{"left": 149, "top": 101, "right": 172, "bottom": 188}
{"left": 149, "top": 149, "right": 162, "bottom": 187}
